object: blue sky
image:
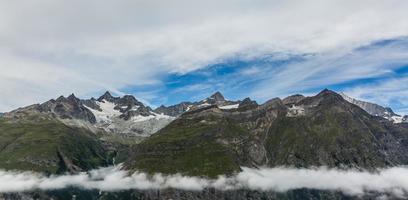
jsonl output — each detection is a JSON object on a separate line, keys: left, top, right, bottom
{"left": 1, "top": 0, "right": 408, "bottom": 114}
{"left": 120, "top": 38, "right": 408, "bottom": 114}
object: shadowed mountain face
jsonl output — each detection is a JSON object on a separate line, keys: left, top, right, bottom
{"left": 126, "top": 89, "right": 408, "bottom": 177}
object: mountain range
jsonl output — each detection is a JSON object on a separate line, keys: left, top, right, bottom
{"left": 0, "top": 89, "right": 408, "bottom": 199}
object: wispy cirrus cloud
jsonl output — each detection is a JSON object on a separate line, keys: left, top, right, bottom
{"left": 250, "top": 39, "right": 408, "bottom": 100}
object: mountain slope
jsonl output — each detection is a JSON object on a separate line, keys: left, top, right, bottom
{"left": 266, "top": 90, "right": 408, "bottom": 168}
{"left": 83, "top": 92, "right": 174, "bottom": 137}
{"left": 126, "top": 109, "right": 249, "bottom": 177}
{"left": 126, "top": 89, "right": 408, "bottom": 177}
{"left": 0, "top": 116, "right": 110, "bottom": 174}
{"left": 340, "top": 92, "right": 407, "bottom": 123}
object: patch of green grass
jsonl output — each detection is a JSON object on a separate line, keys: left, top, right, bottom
{"left": 0, "top": 118, "right": 108, "bottom": 173}
{"left": 128, "top": 116, "right": 248, "bottom": 178}
{"left": 265, "top": 107, "right": 388, "bottom": 168}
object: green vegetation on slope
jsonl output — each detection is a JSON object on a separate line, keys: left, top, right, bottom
{"left": 265, "top": 93, "right": 408, "bottom": 168}
{"left": 127, "top": 114, "right": 250, "bottom": 178}
{"left": 126, "top": 90, "right": 408, "bottom": 178}
{"left": 0, "top": 118, "right": 109, "bottom": 174}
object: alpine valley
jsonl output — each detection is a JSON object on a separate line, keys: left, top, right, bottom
{"left": 1, "top": 89, "right": 408, "bottom": 200}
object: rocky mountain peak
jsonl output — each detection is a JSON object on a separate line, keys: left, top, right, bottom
{"left": 154, "top": 102, "right": 194, "bottom": 117}
{"left": 67, "top": 93, "right": 80, "bottom": 103}
{"left": 262, "top": 97, "right": 283, "bottom": 108}
{"left": 295, "top": 89, "right": 348, "bottom": 110}
{"left": 238, "top": 97, "right": 258, "bottom": 110}
{"left": 157, "top": 105, "right": 166, "bottom": 109}
{"left": 97, "top": 91, "right": 117, "bottom": 102}
{"left": 317, "top": 88, "right": 339, "bottom": 96}
{"left": 209, "top": 91, "right": 225, "bottom": 101}
{"left": 315, "top": 89, "right": 345, "bottom": 102}
{"left": 117, "top": 95, "right": 141, "bottom": 106}
{"left": 282, "top": 94, "right": 305, "bottom": 105}
{"left": 56, "top": 95, "right": 66, "bottom": 102}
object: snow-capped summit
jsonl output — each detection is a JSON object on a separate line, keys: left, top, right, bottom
{"left": 97, "top": 91, "right": 119, "bottom": 102}
{"left": 209, "top": 91, "right": 225, "bottom": 102}
{"left": 5, "top": 91, "right": 175, "bottom": 137}
{"left": 83, "top": 92, "right": 174, "bottom": 137}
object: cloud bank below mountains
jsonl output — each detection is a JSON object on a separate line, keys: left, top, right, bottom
{"left": 1, "top": 165, "right": 408, "bottom": 198}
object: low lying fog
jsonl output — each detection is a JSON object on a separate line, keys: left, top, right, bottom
{"left": 1, "top": 165, "right": 408, "bottom": 198}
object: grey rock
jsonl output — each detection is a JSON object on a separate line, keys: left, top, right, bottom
{"left": 340, "top": 92, "right": 399, "bottom": 119}
{"left": 154, "top": 102, "right": 193, "bottom": 117}
{"left": 282, "top": 94, "right": 305, "bottom": 105}
{"left": 238, "top": 97, "right": 258, "bottom": 110}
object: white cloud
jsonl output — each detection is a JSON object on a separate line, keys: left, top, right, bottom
{"left": 0, "top": 0, "right": 408, "bottom": 111}
{"left": 250, "top": 39, "right": 408, "bottom": 100}
{"left": 2, "top": 165, "right": 408, "bottom": 198}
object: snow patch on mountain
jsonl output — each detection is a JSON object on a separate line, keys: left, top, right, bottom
{"left": 197, "top": 103, "right": 211, "bottom": 108}
{"left": 390, "top": 115, "right": 407, "bottom": 124}
{"left": 219, "top": 104, "right": 239, "bottom": 110}
{"left": 81, "top": 94, "right": 176, "bottom": 137}
{"left": 286, "top": 105, "right": 305, "bottom": 117}
{"left": 85, "top": 100, "right": 121, "bottom": 123}
{"left": 131, "top": 112, "right": 174, "bottom": 123}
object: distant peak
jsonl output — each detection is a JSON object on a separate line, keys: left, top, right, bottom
{"left": 239, "top": 97, "right": 258, "bottom": 108}
{"left": 282, "top": 94, "right": 305, "bottom": 105}
{"left": 317, "top": 88, "right": 338, "bottom": 96}
{"left": 67, "top": 93, "right": 77, "bottom": 99}
{"left": 97, "top": 91, "right": 115, "bottom": 102}
{"left": 209, "top": 91, "right": 225, "bottom": 101}
{"left": 121, "top": 94, "right": 137, "bottom": 101}
{"left": 312, "top": 89, "right": 346, "bottom": 104}
{"left": 56, "top": 95, "right": 66, "bottom": 101}
{"left": 102, "top": 91, "right": 113, "bottom": 97}
{"left": 242, "top": 97, "right": 252, "bottom": 102}
{"left": 67, "top": 93, "right": 80, "bottom": 103}
{"left": 119, "top": 94, "right": 142, "bottom": 106}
